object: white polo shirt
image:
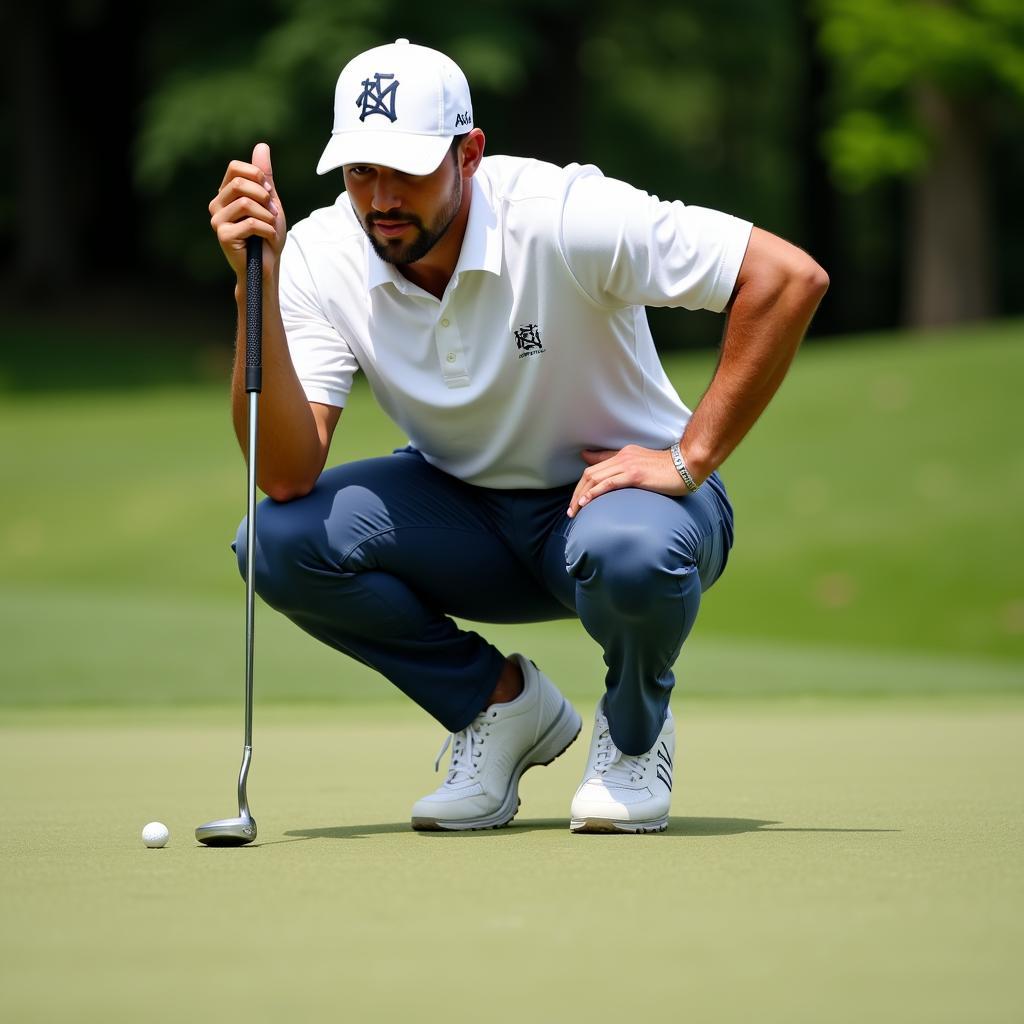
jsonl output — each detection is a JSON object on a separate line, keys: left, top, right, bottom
{"left": 279, "top": 156, "right": 752, "bottom": 489}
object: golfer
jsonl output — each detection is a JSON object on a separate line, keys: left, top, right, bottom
{"left": 209, "top": 39, "right": 828, "bottom": 833}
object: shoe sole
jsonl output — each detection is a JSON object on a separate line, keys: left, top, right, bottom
{"left": 411, "top": 700, "right": 583, "bottom": 832}
{"left": 569, "top": 816, "right": 668, "bottom": 834}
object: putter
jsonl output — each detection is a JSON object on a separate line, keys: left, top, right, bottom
{"left": 196, "top": 235, "right": 263, "bottom": 847}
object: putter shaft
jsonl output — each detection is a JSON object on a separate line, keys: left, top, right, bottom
{"left": 197, "top": 237, "right": 262, "bottom": 847}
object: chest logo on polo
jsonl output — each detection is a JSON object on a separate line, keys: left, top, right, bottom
{"left": 356, "top": 73, "right": 399, "bottom": 123}
{"left": 514, "top": 323, "right": 545, "bottom": 359}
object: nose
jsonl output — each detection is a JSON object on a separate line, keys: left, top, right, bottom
{"left": 371, "top": 171, "right": 401, "bottom": 213}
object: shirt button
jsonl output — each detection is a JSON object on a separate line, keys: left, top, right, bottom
{"left": 446, "top": 352, "right": 456, "bottom": 363}
{"left": 441, "top": 318, "right": 450, "bottom": 328}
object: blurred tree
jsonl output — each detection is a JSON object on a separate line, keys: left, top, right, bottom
{"left": 135, "top": 0, "right": 811, "bottom": 347}
{"left": 3, "top": 1, "right": 145, "bottom": 294}
{"left": 814, "top": 0, "right": 1024, "bottom": 327}
{"left": 134, "top": 0, "right": 591, "bottom": 283}
{"left": 134, "top": 0, "right": 375, "bottom": 283}
{"left": 5, "top": 0, "right": 1021, "bottom": 339}
{"left": 5, "top": 5, "right": 71, "bottom": 289}
{"left": 573, "top": 0, "right": 819, "bottom": 342}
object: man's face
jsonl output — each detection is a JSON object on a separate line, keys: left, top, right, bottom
{"left": 344, "top": 147, "right": 463, "bottom": 266}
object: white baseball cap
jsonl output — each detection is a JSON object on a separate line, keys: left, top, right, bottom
{"left": 316, "top": 39, "right": 474, "bottom": 176}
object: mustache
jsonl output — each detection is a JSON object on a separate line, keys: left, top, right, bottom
{"left": 366, "top": 212, "right": 425, "bottom": 230}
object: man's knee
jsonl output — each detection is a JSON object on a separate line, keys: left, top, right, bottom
{"left": 566, "top": 513, "right": 689, "bottom": 619}
{"left": 233, "top": 498, "right": 319, "bottom": 611}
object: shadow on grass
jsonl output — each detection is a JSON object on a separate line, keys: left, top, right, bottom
{"left": 674, "top": 818, "right": 899, "bottom": 835}
{"left": 276, "top": 822, "right": 410, "bottom": 844}
{"left": 280, "top": 817, "right": 900, "bottom": 842}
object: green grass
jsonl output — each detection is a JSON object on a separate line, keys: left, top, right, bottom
{"left": 2, "top": 320, "right": 1022, "bottom": 1021}
{"left": 3, "top": 582, "right": 1023, "bottom": 707}
{"left": 1, "top": 319, "right": 1021, "bottom": 708}
{"left": 1, "top": 701, "right": 1022, "bottom": 1023}
{"left": 696, "top": 321, "right": 1024, "bottom": 662}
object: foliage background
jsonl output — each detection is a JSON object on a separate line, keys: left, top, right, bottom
{"left": 2, "top": 0, "right": 1023, "bottom": 345}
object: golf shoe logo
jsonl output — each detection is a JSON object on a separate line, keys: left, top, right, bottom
{"left": 514, "top": 323, "right": 545, "bottom": 359}
{"left": 656, "top": 741, "right": 673, "bottom": 791}
{"left": 357, "top": 73, "right": 399, "bottom": 122}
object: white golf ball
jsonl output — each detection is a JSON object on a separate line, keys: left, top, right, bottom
{"left": 141, "top": 821, "right": 170, "bottom": 848}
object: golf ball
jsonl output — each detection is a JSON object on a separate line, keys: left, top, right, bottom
{"left": 141, "top": 821, "right": 170, "bottom": 848}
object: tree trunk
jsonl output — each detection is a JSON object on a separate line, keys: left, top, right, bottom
{"left": 5, "top": 2, "right": 144, "bottom": 300}
{"left": 9, "top": 6, "right": 75, "bottom": 292}
{"left": 797, "top": 2, "right": 842, "bottom": 335}
{"left": 510, "top": 3, "right": 584, "bottom": 166}
{"left": 905, "top": 83, "right": 994, "bottom": 327}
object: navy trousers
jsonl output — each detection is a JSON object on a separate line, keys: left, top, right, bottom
{"left": 235, "top": 447, "right": 734, "bottom": 755}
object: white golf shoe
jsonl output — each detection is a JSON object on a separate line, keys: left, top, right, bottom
{"left": 411, "top": 654, "right": 582, "bottom": 831}
{"left": 570, "top": 699, "right": 675, "bottom": 834}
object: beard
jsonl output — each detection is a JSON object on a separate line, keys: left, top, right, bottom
{"left": 363, "top": 174, "right": 463, "bottom": 266}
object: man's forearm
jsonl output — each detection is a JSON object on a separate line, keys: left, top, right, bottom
{"left": 231, "top": 276, "right": 327, "bottom": 501}
{"left": 680, "top": 236, "right": 828, "bottom": 482}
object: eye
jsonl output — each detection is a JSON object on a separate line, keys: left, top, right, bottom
{"left": 346, "top": 165, "right": 375, "bottom": 178}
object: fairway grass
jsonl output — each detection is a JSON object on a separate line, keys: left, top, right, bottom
{"left": 3, "top": 581, "right": 1023, "bottom": 706}
{"left": 2, "top": 320, "right": 1023, "bottom": 670}
{"left": 2, "top": 701, "right": 1022, "bottom": 1023}
{"left": 2, "top": 317, "right": 1022, "bottom": 1020}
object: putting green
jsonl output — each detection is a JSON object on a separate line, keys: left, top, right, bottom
{"left": 2, "top": 700, "right": 1022, "bottom": 1023}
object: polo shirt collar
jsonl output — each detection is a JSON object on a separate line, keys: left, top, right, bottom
{"left": 365, "top": 176, "right": 502, "bottom": 292}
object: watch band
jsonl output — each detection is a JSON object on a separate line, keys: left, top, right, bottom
{"left": 669, "top": 442, "right": 700, "bottom": 493}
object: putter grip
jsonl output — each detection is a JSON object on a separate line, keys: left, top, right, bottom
{"left": 245, "top": 236, "right": 263, "bottom": 393}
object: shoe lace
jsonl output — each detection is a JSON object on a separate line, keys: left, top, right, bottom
{"left": 433, "top": 709, "right": 496, "bottom": 785}
{"left": 592, "top": 718, "right": 649, "bottom": 785}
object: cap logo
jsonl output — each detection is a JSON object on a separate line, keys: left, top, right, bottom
{"left": 356, "top": 72, "right": 399, "bottom": 123}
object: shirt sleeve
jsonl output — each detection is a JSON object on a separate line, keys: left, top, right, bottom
{"left": 558, "top": 167, "right": 753, "bottom": 313}
{"left": 279, "top": 233, "right": 359, "bottom": 408}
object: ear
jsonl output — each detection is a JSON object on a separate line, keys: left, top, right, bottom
{"left": 459, "top": 128, "right": 486, "bottom": 179}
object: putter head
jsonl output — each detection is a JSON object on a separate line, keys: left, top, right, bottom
{"left": 195, "top": 814, "right": 257, "bottom": 847}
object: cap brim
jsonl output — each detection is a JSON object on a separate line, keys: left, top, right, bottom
{"left": 316, "top": 131, "right": 452, "bottom": 176}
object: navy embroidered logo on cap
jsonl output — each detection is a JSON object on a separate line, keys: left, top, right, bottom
{"left": 356, "top": 73, "right": 399, "bottom": 122}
